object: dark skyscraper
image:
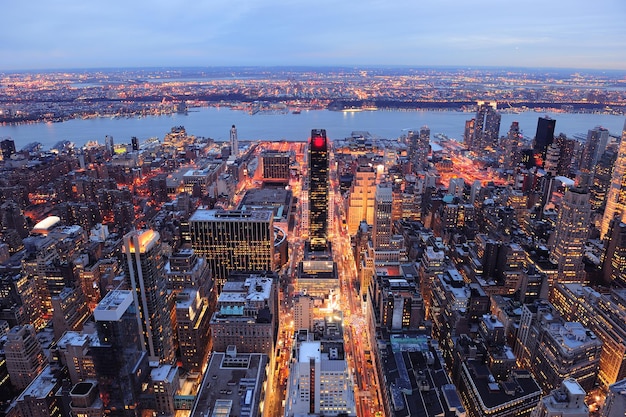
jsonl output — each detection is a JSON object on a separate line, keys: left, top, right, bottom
{"left": 533, "top": 116, "right": 556, "bottom": 166}
{"left": 309, "top": 129, "right": 329, "bottom": 251}
{"left": 0, "top": 139, "right": 16, "bottom": 160}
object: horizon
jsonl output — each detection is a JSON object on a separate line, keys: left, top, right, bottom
{"left": 2, "top": 0, "right": 625, "bottom": 72}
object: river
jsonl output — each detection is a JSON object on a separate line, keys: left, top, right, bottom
{"left": 0, "top": 107, "right": 624, "bottom": 150}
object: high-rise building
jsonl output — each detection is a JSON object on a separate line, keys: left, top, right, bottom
{"left": 407, "top": 126, "right": 430, "bottom": 171}
{"left": 530, "top": 378, "right": 589, "bottom": 417}
{"left": 534, "top": 117, "right": 557, "bottom": 167}
{"left": 285, "top": 340, "right": 357, "bottom": 416}
{"left": 346, "top": 165, "right": 376, "bottom": 235}
{"left": 92, "top": 290, "right": 149, "bottom": 416}
{"left": 0, "top": 138, "right": 16, "bottom": 160}
{"left": 123, "top": 229, "right": 175, "bottom": 364}
{"left": 464, "top": 118, "right": 476, "bottom": 150}
{"left": 51, "top": 286, "right": 91, "bottom": 340}
{"left": 601, "top": 120, "right": 626, "bottom": 238}
{"left": 373, "top": 184, "right": 393, "bottom": 250}
{"left": 602, "top": 378, "right": 626, "bottom": 417}
{"left": 189, "top": 209, "right": 275, "bottom": 287}
{"left": 260, "top": 150, "right": 291, "bottom": 184}
{"left": 549, "top": 187, "right": 591, "bottom": 283}
{"left": 5, "top": 324, "right": 48, "bottom": 390}
{"left": 602, "top": 219, "right": 626, "bottom": 287}
{"left": 580, "top": 126, "right": 610, "bottom": 173}
{"left": 230, "top": 124, "right": 238, "bottom": 157}
{"left": 472, "top": 101, "right": 501, "bottom": 152}
{"left": 13, "top": 365, "right": 63, "bottom": 417}
{"left": 175, "top": 288, "right": 212, "bottom": 372}
{"left": 308, "top": 129, "right": 329, "bottom": 251}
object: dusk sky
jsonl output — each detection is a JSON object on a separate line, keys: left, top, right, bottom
{"left": 2, "top": 0, "right": 626, "bottom": 71}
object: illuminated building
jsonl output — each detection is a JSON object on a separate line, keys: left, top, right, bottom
{"left": 5, "top": 324, "right": 47, "bottom": 390}
{"left": 346, "top": 165, "right": 376, "bottom": 235}
{"left": 55, "top": 331, "right": 98, "bottom": 385}
{"left": 551, "top": 283, "right": 626, "bottom": 389}
{"left": 533, "top": 117, "right": 556, "bottom": 166}
{"left": 92, "top": 290, "right": 149, "bottom": 416}
{"left": 590, "top": 149, "right": 616, "bottom": 211}
{"left": 165, "top": 248, "right": 212, "bottom": 296}
{"left": 602, "top": 218, "right": 626, "bottom": 287}
{"left": 230, "top": 124, "right": 238, "bottom": 157}
{"left": 308, "top": 129, "right": 329, "bottom": 251}
{"left": 123, "top": 229, "right": 175, "bottom": 364}
{"left": 260, "top": 150, "right": 291, "bottom": 184}
{"left": 189, "top": 209, "right": 275, "bottom": 287}
{"left": 530, "top": 379, "right": 588, "bottom": 417}
{"left": 209, "top": 273, "right": 277, "bottom": 356}
{"left": 373, "top": 183, "right": 393, "bottom": 250}
{"left": 464, "top": 118, "right": 476, "bottom": 149}
{"left": 175, "top": 288, "right": 211, "bottom": 372}
{"left": 0, "top": 138, "right": 16, "bottom": 160}
{"left": 601, "top": 121, "right": 626, "bottom": 238}
{"left": 407, "top": 126, "right": 430, "bottom": 171}
{"left": 51, "top": 286, "right": 90, "bottom": 340}
{"left": 548, "top": 187, "right": 591, "bottom": 283}
{"left": 471, "top": 101, "right": 501, "bottom": 152}
{"left": 285, "top": 340, "right": 356, "bottom": 417}
{"left": 13, "top": 365, "right": 63, "bottom": 417}
{"left": 580, "top": 126, "right": 610, "bottom": 173}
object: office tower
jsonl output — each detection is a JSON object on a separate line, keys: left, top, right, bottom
{"left": 346, "top": 165, "right": 376, "bottom": 234}
{"left": 210, "top": 273, "right": 277, "bottom": 356}
{"left": 0, "top": 138, "right": 16, "bottom": 160}
{"left": 189, "top": 209, "right": 275, "bottom": 287}
{"left": 373, "top": 183, "right": 393, "bottom": 250}
{"left": 5, "top": 324, "right": 48, "bottom": 390}
{"left": 13, "top": 365, "right": 63, "bottom": 417}
{"left": 533, "top": 320, "right": 601, "bottom": 393}
{"left": 580, "top": 126, "right": 610, "bottom": 173}
{"left": 51, "top": 286, "right": 90, "bottom": 340}
{"left": 175, "top": 289, "right": 211, "bottom": 372}
{"left": 293, "top": 295, "right": 315, "bottom": 332}
{"left": 131, "top": 136, "right": 139, "bottom": 151}
{"left": 464, "top": 118, "right": 476, "bottom": 149}
{"left": 150, "top": 365, "right": 179, "bottom": 415}
{"left": 548, "top": 187, "right": 591, "bottom": 283}
{"left": 530, "top": 379, "right": 588, "bottom": 417}
{"left": 104, "top": 135, "right": 114, "bottom": 154}
{"left": 472, "top": 101, "right": 501, "bottom": 152}
{"left": 601, "top": 120, "right": 626, "bottom": 238}
{"left": 602, "top": 219, "right": 626, "bottom": 286}
{"left": 590, "top": 149, "right": 617, "bottom": 211}
{"left": 407, "top": 126, "right": 430, "bottom": 171}
{"left": 165, "top": 247, "right": 212, "bottom": 296}
{"left": 69, "top": 381, "right": 104, "bottom": 417}
{"left": 502, "top": 121, "right": 522, "bottom": 169}
{"left": 285, "top": 340, "right": 357, "bottom": 416}
{"left": 602, "top": 379, "right": 626, "bottom": 417}
{"left": 309, "top": 129, "right": 329, "bottom": 251}
{"left": 230, "top": 124, "right": 238, "bottom": 156}
{"left": 0, "top": 200, "right": 28, "bottom": 238}
{"left": 378, "top": 277, "right": 424, "bottom": 330}
{"left": 260, "top": 150, "right": 291, "bottom": 184}
{"left": 551, "top": 283, "right": 626, "bottom": 389}
{"left": 534, "top": 117, "right": 557, "bottom": 167}
{"left": 123, "top": 229, "right": 175, "bottom": 364}
{"left": 56, "top": 331, "right": 98, "bottom": 385}
{"left": 92, "top": 290, "right": 149, "bottom": 416}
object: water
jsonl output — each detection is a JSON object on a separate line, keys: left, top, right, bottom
{"left": 1, "top": 107, "right": 624, "bottom": 150}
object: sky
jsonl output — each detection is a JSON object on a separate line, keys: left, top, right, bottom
{"left": 2, "top": 0, "right": 626, "bottom": 71}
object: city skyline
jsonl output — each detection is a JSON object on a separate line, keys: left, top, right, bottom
{"left": 2, "top": 0, "right": 626, "bottom": 71}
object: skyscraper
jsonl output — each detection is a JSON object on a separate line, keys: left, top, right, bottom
{"left": 601, "top": 120, "right": 626, "bottom": 238}
{"left": 123, "top": 229, "right": 175, "bottom": 364}
{"left": 309, "top": 129, "right": 329, "bottom": 251}
{"left": 373, "top": 183, "right": 393, "bottom": 250}
{"left": 407, "top": 126, "right": 430, "bottom": 171}
{"left": 533, "top": 116, "right": 556, "bottom": 166}
{"left": 189, "top": 209, "right": 275, "bottom": 287}
{"left": 346, "top": 165, "right": 376, "bottom": 235}
{"left": 472, "top": 101, "right": 501, "bottom": 152}
{"left": 580, "top": 126, "right": 610, "bottom": 173}
{"left": 549, "top": 187, "right": 591, "bottom": 283}
{"left": 230, "top": 124, "right": 238, "bottom": 157}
